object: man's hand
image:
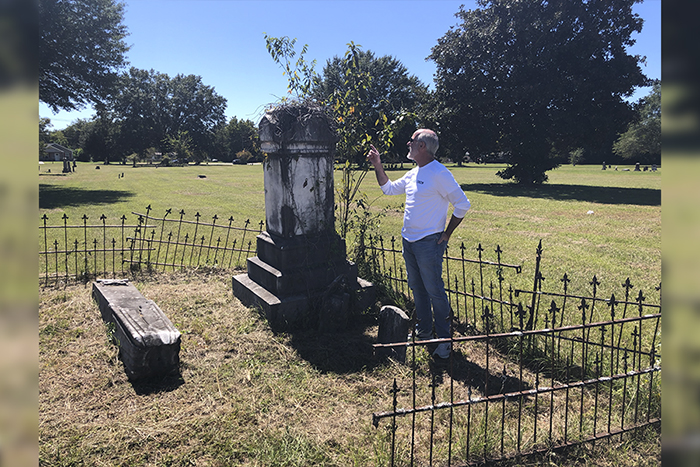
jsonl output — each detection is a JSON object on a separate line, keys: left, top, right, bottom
{"left": 437, "top": 232, "right": 451, "bottom": 244}
{"left": 367, "top": 144, "right": 389, "bottom": 186}
{"left": 438, "top": 215, "right": 464, "bottom": 244}
{"left": 367, "top": 144, "right": 381, "bottom": 166}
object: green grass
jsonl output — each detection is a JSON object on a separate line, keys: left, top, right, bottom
{"left": 38, "top": 160, "right": 661, "bottom": 465}
{"left": 39, "top": 161, "right": 661, "bottom": 298}
{"left": 357, "top": 162, "right": 660, "bottom": 299}
{"left": 39, "top": 161, "right": 266, "bottom": 220}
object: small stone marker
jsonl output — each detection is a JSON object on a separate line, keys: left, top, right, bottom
{"left": 92, "top": 279, "right": 181, "bottom": 380}
{"left": 376, "top": 305, "right": 410, "bottom": 362}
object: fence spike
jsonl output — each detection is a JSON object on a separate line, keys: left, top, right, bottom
{"left": 636, "top": 289, "right": 646, "bottom": 304}
{"left": 549, "top": 300, "right": 559, "bottom": 328}
{"left": 608, "top": 293, "right": 618, "bottom": 320}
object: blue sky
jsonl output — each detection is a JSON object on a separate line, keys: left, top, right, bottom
{"left": 41, "top": 0, "right": 661, "bottom": 130}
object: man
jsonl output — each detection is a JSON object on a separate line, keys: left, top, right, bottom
{"left": 367, "top": 129, "right": 470, "bottom": 360}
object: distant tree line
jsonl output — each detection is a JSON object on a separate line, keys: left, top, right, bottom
{"left": 40, "top": 0, "right": 659, "bottom": 182}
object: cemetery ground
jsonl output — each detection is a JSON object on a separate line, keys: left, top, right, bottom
{"left": 39, "top": 161, "right": 661, "bottom": 465}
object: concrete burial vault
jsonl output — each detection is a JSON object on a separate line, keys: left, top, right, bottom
{"left": 233, "top": 104, "right": 374, "bottom": 331}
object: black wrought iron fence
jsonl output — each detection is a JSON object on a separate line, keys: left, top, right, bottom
{"left": 39, "top": 206, "right": 264, "bottom": 286}
{"left": 39, "top": 208, "right": 662, "bottom": 463}
{"left": 363, "top": 235, "right": 661, "bottom": 466}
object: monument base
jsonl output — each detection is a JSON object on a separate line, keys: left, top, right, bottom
{"left": 233, "top": 272, "right": 376, "bottom": 332}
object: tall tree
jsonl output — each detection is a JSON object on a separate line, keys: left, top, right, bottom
{"left": 169, "top": 73, "right": 227, "bottom": 160}
{"left": 39, "top": 0, "right": 129, "bottom": 112}
{"left": 430, "top": 0, "right": 649, "bottom": 184}
{"left": 61, "top": 118, "right": 93, "bottom": 151}
{"left": 39, "top": 117, "right": 52, "bottom": 145}
{"left": 613, "top": 80, "right": 660, "bottom": 164}
{"left": 213, "top": 117, "right": 261, "bottom": 162}
{"left": 111, "top": 68, "right": 171, "bottom": 156}
{"left": 82, "top": 109, "right": 120, "bottom": 164}
{"left": 110, "top": 68, "right": 227, "bottom": 162}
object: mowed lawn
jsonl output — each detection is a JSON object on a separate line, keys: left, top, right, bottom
{"left": 39, "top": 161, "right": 661, "bottom": 466}
{"left": 39, "top": 160, "right": 661, "bottom": 296}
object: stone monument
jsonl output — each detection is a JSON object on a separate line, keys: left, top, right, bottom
{"left": 233, "top": 104, "right": 374, "bottom": 331}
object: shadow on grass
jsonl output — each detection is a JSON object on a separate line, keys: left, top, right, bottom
{"left": 463, "top": 183, "right": 660, "bottom": 206}
{"left": 425, "top": 347, "right": 531, "bottom": 397}
{"left": 40, "top": 184, "right": 135, "bottom": 209}
{"left": 130, "top": 371, "right": 185, "bottom": 396}
{"left": 286, "top": 320, "right": 380, "bottom": 374}
{"left": 277, "top": 310, "right": 383, "bottom": 375}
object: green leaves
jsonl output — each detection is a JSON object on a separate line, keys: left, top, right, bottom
{"left": 263, "top": 34, "right": 318, "bottom": 100}
{"left": 111, "top": 68, "right": 226, "bottom": 162}
{"left": 40, "top": 0, "right": 130, "bottom": 112}
{"left": 430, "top": 0, "right": 648, "bottom": 183}
{"left": 613, "top": 82, "right": 660, "bottom": 164}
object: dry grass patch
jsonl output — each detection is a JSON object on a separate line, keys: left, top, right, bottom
{"left": 40, "top": 270, "right": 659, "bottom": 466}
{"left": 39, "top": 270, "right": 396, "bottom": 466}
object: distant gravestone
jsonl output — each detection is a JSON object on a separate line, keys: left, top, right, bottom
{"left": 376, "top": 305, "right": 410, "bottom": 362}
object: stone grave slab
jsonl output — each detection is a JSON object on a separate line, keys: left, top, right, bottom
{"left": 92, "top": 279, "right": 181, "bottom": 380}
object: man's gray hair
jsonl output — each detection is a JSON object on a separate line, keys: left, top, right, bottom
{"left": 416, "top": 130, "right": 439, "bottom": 156}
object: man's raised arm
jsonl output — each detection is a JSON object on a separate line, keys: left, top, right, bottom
{"left": 367, "top": 144, "right": 389, "bottom": 186}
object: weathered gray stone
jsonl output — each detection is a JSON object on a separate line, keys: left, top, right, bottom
{"left": 259, "top": 106, "right": 337, "bottom": 238}
{"left": 233, "top": 104, "right": 374, "bottom": 332}
{"left": 247, "top": 231, "right": 355, "bottom": 297}
{"left": 255, "top": 230, "right": 348, "bottom": 272}
{"left": 92, "top": 279, "right": 181, "bottom": 380}
{"left": 376, "top": 305, "right": 410, "bottom": 362}
{"left": 232, "top": 273, "right": 310, "bottom": 330}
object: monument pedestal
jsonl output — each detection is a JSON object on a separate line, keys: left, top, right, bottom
{"left": 232, "top": 105, "right": 375, "bottom": 331}
{"left": 233, "top": 231, "right": 365, "bottom": 330}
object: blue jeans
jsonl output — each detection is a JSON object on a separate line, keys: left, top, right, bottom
{"left": 402, "top": 233, "right": 451, "bottom": 340}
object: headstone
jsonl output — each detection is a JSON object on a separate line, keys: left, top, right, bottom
{"left": 233, "top": 104, "right": 375, "bottom": 331}
{"left": 376, "top": 305, "right": 410, "bottom": 362}
{"left": 62, "top": 157, "right": 72, "bottom": 173}
{"left": 92, "top": 279, "right": 181, "bottom": 380}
